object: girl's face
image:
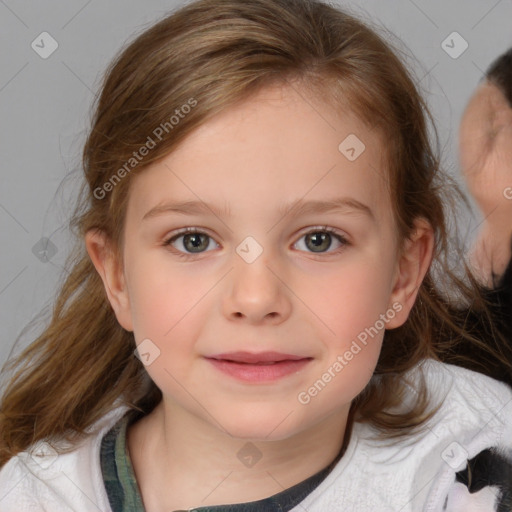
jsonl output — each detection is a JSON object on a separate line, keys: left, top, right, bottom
{"left": 90, "top": 83, "right": 432, "bottom": 440}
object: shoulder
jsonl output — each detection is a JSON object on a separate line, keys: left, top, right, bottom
{"left": 0, "top": 404, "right": 130, "bottom": 511}
{"left": 367, "top": 359, "right": 512, "bottom": 452}
{"left": 296, "top": 360, "right": 512, "bottom": 511}
{"left": 419, "top": 359, "right": 512, "bottom": 435}
{"left": 410, "top": 360, "right": 512, "bottom": 511}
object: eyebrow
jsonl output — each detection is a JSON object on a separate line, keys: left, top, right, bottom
{"left": 142, "top": 197, "right": 374, "bottom": 222}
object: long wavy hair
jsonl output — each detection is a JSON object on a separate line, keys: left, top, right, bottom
{"left": 1, "top": 0, "right": 511, "bottom": 467}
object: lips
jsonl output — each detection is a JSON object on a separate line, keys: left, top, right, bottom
{"left": 208, "top": 351, "right": 310, "bottom": 364}
{"left": 206, "top": 353, "right": 313, "bottom": 382}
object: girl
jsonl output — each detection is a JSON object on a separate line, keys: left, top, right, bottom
{"left": 0, "top": 0, "right": 511, "bottom": 510}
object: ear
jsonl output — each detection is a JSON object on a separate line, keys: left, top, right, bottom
{"left": 385, "top": 218, "right": 434, "bottom": 329}
{"left": 85, "top": 229, "right": 133, "bottom": 332}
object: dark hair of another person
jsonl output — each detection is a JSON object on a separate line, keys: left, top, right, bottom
{"left": 486, "top": 46, "right": 512, "bottom": 106}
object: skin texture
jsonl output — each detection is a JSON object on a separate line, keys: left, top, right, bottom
{"left": 86, "top": 83, "right": 433, "bottom": 511}
{"left": 459, "top": 80, "right": 512, "bottom": 285}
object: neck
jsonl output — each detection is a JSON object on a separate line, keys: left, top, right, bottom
{"left": 127, "top": 399, "right": 351, "bottom": 511}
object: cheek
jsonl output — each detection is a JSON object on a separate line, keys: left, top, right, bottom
{"left": 293, "top": 258, "right": 395, "bottom": 401}
{"left": 125, "top": 249, "right": 228, "bottom": 375}
{"left": 126, "top": 247, "right": 213, "bottom": 339}
{"left": 294, "top": 273, "right": 387, "bottom": 415}
{"left": 126, "top": 260, "right": 215, "bottom": 394}
{"left": 313, "top": 259, "right": 395, "bottom": 340}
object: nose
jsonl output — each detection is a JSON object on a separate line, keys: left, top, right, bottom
{"left": 222, "top": 250, "right": 292, "bottom": 325}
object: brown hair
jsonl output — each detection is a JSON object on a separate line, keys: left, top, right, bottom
{"left": 1, "top": 0, "right": 510, "bottom": 466}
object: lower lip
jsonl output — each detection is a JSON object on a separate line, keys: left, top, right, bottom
{"left": 206, "top": 358, "right": 312, "bottom": 382}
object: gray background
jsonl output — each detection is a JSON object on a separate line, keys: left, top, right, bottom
{"left": 1, "top": 0, "right": 511, "bottom": 378}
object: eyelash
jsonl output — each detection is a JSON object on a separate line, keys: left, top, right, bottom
{"left": 162, "top": 226, "right": 349, "bottom": 260}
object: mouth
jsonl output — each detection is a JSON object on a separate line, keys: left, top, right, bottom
{"left": 205, "top": 352, "right": 313, "bottom": 382}
{"left": 207, "top": 351, "right": 311, "bottom": 364}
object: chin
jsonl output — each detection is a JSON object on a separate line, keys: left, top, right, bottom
{"left": 214, "top": 406, "right": 305, "bottom": 441}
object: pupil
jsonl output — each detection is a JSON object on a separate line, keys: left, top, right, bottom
{"left": 308, "top": 232, "right": 331, "bottom": 252}
{"left": 185, "top": 233, "right": 207, "bottom": 252}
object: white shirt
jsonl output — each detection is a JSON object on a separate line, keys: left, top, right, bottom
{"left": 0, "top": 360, "right": 511, "bottom": 511}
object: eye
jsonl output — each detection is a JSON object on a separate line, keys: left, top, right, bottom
{"left": 163, "top": 228, "right": 218, "bottom": 256}
{"left": 294, "top": 226, "right": 349, "bottom": 254}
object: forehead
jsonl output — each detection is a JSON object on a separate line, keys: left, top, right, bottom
{"left": 462, "top": 81, "right": 509, "bottom": 124}
{"left": 128, "top": 83, "right": 392, "bottom": 225}
{"left": 460, "top": 81, "right": 512, "bottom": 159}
